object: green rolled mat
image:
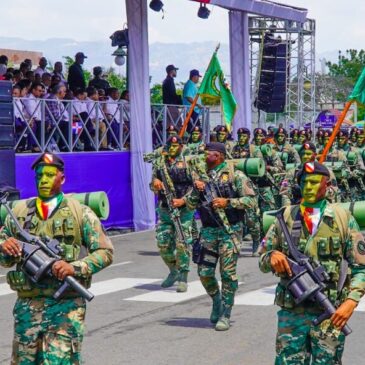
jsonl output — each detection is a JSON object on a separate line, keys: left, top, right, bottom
{"left": 293, "top": 144, "right": 303, "bottom": 152}
{"left": 229, "top": 158, "right": 266, "bottom": 177}
{"left": 285, "top": 163, "right": 300, "bottom": 171}
{"left": 0, "top": 191, "right": 110, "bottom": 223}
{"left": 345, "top": 151, "right": 358, "bottom": 166}
{"left": 263, "top": 201, "right": 365, "bottom": 233}
{"left": 260, "top": 144, "right": 272, "bottom": 157}
{"left": 278, "top": 152, "right": 289, "bottom": 166}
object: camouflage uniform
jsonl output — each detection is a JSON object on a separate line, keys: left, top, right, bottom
{"left": 274, "top": 142, "right": 301, "bottom": 165}
{"left": 151, "top": 153, "right": 194, "bottom": 285}
{"left": 231, "top": 143, "right": 263, "bottom": 159}
{"left": 0, "top": 196, "right": 114, "bottom": 365}
{"left": 184, "top": 141, "right": 205, "bottom": 156}
{"left": 186, "top": 161, "right": 256, "bottom": 324}
{"left": 259, "top": 202, "right": 365, "bottom": 364}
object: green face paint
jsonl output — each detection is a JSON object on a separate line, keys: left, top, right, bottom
{"left": 301, "top": 174, "right": 327, "bottom": 204}
{"left": 357, "top": 135, "right": 365, "bottom": 146}
{"left": 276, "top": 133, "right": 286, "bottom": 145}
{"left": 238, "top": 134, "right": 249, "bottom": 145}
{"left": 191, "top": 131, "right": 200, "bottom": 143}
{"left": 298, "top": 135, "right": 306, "bottom": 144}
{"left": 255, "top": 134, "right": 264, "bottom": 145}
{"left": 338, "top": 136, "right": 347, "bottom": 147}
{"left": 168, "top": 142, "right": 181, "bottom": 157}
{"left": 217, "top": 132, "right": 227, "bottom": 143}
{"left": 36, "top": 165, "right": 64, "bottom": 199}
{"left": 323, "top": 136, "right": 330, "bottom": 146}
{"left": 300, "top": 150, "right": 315, "bottom": 163}
{"left": 293, "top": 135, "right": 299, "bottom": 143}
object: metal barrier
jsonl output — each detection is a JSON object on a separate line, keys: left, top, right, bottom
{"left": 13, "top": 98, "right": 210, "bottom": 152}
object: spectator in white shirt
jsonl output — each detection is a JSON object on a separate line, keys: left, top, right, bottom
{"left": 104, "top": 87, "right": 121, "bottom": 149}
{"left": 52, "top": 61, "right": 67, "bottom": 85}
{"left": 34, "top": 57, "right": 48, "bottom": 77}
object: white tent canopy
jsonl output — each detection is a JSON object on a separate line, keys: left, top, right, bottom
{"left": 126, "top": 0, "right": 308, "bottom": 231}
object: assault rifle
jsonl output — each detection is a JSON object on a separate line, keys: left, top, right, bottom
{"left": 0, "top": 193, "right": 94, "bottom": 302}
{"left": 159, "top": 159, "right": 188, "bottom": 246}
{"left": 268, "top": 207, "right": 351, "bottom": 336}
{"left": 201, "top": 180, "right": 240, "bottom": 253}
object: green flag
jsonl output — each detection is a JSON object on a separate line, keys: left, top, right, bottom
{"left": 199, "top": 52, "right": 237, "bottom": 131}
{"left": 348, "top": 67, "right": 365, "bottom": 104}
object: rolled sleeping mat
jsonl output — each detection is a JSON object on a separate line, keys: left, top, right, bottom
{"left": 260, "top": 144, "right": 272, "bottom": 158}
{"left": 278, "top": 152, "right": 289, "bottom": 166}
{"left": 345, "top": 151, "right": 358, "bottom": 166}
{"left": 262, "top": 200, "right": 365, "bottom": 234}
{"left": 229, "top": 158, "right": 266, "bottom": 177}
{"left": 0, "top": 191, "right": 110, "bottom": 224}
{"left": 285, "top": 163, "right": 300, "bottom": 171}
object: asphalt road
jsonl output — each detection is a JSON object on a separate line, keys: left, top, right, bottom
{"left": 0, "top": 230, "right": 364, "bottom": 365}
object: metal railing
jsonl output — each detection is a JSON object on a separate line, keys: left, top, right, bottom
{"left": 13, "top": 98, "right": 211, "bottom": 152}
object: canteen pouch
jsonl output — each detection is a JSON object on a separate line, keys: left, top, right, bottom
{"left": 7, "top": 270, "right": 33, "bottom": 292}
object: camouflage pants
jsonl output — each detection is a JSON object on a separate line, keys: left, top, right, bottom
{"left": 275, "top": 309, "right": 345, "bottom": 365}
{"left": 244, "top": 200, "right": 262, "bottom": 252}
{"left": 198, "top": 224, "right": 241, "bottom": 309}
{"left": 156, "top": 206, "right": 194, "bottom": 273}
{"left": 11, "top": 297, "right": 86, "bottom": 365}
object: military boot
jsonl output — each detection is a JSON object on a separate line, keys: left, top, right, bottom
{"left": 161, "top": 269, "right": 179, "bottom": 288}
{"left": 215, "top": 305, "right": 232, "bottom": 331}
{"left": 252, "top": 240, "right": 260, "bottom": 257}
{"left": 176, "top": 271, "right": 188, "bottom": 293}
{"left": 210, "top": 292, "right": 222, "bottom": 324}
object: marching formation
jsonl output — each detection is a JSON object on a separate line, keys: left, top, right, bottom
{"left": 146, "top": 124, "right": 365, "bottom": 364}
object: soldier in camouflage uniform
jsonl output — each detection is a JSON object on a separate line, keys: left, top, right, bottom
{"left": 273, "top": 127, "right": 301, "bottom": 166}
{"left": 290, "top": 129, "right": 299, "bottom": 145}
{"left": 259, "top": 161, "right": 365, "bottom": 365}
{"left": 251, "top": 128, "right": 284, "bottom": 212}
{"left": 297, "top": 129, "right": 308, "bottom": 145}
{"left": 349, "top": 127, "right": 359, "bottom": 146}
{"left": 184, "top": 126, "right": 205, "bottom": 156}
{"left": 0, "top": 153, "right": 114, "bottom": 365}
{"left": 280, "top": 142, "right": 340, "bottom": 206}
{"left": 175, "top": 142, "right": 256, "bottom": 330}
{"left": 231, "top": 127, "right": 263, "bottom": 159}
{"left": 151, "top": 136, "right": 194, "bottom": 292}
{"left": 215, "top": 125, "right": 234, "bottom": 158}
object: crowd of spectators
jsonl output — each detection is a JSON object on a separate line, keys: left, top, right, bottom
{"left": 1, "top": 52, "right": 130, "bottom": 152}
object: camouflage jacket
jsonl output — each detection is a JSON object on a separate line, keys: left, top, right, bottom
{"left": 183, "top": 141, "right": 205, "bottom": 156}
{"left": 273, "top": 143, "right": 301, "bottom": 164}
{"left": 231, "top": 143, "right": 263, "bottom": 159}
{"left": 259, "top": 202, "right": 365, "bottom": 312}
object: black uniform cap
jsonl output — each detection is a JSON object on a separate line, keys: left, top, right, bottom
{"left": 296, "top": 161, "right": 330, "bottom": 184}
{"left": 166, "top": 135, "right": 183, "bottom": 145}
{"left": 205, "top": 142, "right": 226, "bottom": 155}
{"left": 274, "top": 127, "right": 287, "bottom": 137}
{"left": 31, "top": 153, "right": 65, "bottom": 171}
{"left": 253, "top": 128, "right": 267, "bottom": 136}
{"left": 337, "top": 130, "right": 349, "bottom": 138}
{"left": 299, "top": 142, "right": 316, "bottom": 155}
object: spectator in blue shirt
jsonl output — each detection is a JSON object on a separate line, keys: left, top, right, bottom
{"left": 183, "top": 69, "right": 203, "bottom": 132}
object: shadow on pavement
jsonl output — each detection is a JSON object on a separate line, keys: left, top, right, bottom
{"left": 137, "top": 250, "right": 160, "bottom": 256}
{"left": 163, "top": 317, "right": 214, "bottom": 329}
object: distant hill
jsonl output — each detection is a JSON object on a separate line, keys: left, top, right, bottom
{"left": 0, "top": 36, "right": 338, "bottom": 83}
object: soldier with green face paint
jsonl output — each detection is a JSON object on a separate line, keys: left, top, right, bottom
{"left": 297, "top": 130, "right": 308, "bottom": 145}
{"left": 231, "top": 128, "right": 263, "bottom": 159}
{"left": 0, "top": 153, "right": 114, "bottom": 365}
{"left": 349, "top": 127, "right": 359, "bottom": 145}
{"left": 260, "top": 161, "right": 365, "bottom": 365}
{"left": 252, "top": 128, "right": 284, "bottom": 212}
{"left": 280, "top": 142, "right": 340, "bottom": 206}
{"left": 178, "top": 142, "right": 256, "bottom": 331}
{"left": 290, "top": 129, "right": 299, "bottom": 145}
{"left": 273, "top": 127, "right": 301, "bottom": 164}
{"left": 151, "top": 135, "right": 194, "bottom": 292}
{"left": 184, "top": 126, "right": 205, "bottom": 156}
{"left": 215, "top": 125, "right": 234, "bottom": 158}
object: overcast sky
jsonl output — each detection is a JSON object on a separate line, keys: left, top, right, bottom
{"left": 2, "top": 0, "right": 364, "bottom": 53}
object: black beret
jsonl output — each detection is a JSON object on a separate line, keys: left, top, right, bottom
{"left": 31, "top": 153, "right": 65, "bottom": 171}
{"left": 337, "top": 130, "right": 348, "bottom": 138}
{"left": 237, "top": 127, "right": 250, "bottom": 136}
{"left": 191, "top": 126, "right": 202, "bottom": 133}
{"left": 290, "top": 129, "right": 299, "bottom": 137}
{"left": 274, "top": 127, "right": 287, "bottom": 137}
{"left": 299, "top": 142, "right": 316, "bottom": 155}
{"left": 205, "top": 142, "right": 226, "bottom": 155}
{"left": 167, "top": 125, "right": 177, "bottom": 132}
{"left": 217, "top": 126, "right": 228, "bottom": 133}
{"left": 166, "top": 135, "right": 182, "bottom": 145}
{"left": 296, "top": 161, "right": 330, "bottom": 184}
{"left": 253, "top": 128, "right": 267, "bottom": 136}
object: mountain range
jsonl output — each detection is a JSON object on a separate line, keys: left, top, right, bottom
{"left": 0, "top": 36, "right": 339, "bottom": 84}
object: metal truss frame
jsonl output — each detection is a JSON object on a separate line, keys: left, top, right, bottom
{"left": 249, "top": 16, "right": 316, "bottom": 129}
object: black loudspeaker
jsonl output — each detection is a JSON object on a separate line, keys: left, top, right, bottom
{"left": 0, "top": 81, "right": 16, "bottom": 188}
{"left": 256, "top": 34, "right": 288, "bottom": 113}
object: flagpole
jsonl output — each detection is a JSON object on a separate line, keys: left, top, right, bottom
{"left": 178, "top": 43, "right": 221, "bottom": 138}
{"left": 319, "top": 101, "right": 353, "bottom": 163}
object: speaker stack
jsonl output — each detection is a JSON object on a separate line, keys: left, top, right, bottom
{"left": 255, "top": 33, "right": 288, "bottom": 113}
{"left": 0, "top": 80, "right": 16, "bottom": 188}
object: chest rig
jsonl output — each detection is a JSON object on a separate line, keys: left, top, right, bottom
{"left": 275, "top": 205, "right": 349, "bottom": 310}
{"left": 232, "top": 145, "right": 250, "bottom": 159}
{"left": 199, "top": 169, "right": 244, "bottom": 228}
{"left": 157, "top": 158, "right": 192, "bottom": 206}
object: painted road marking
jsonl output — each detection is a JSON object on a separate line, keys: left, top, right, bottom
{"left": 91, "top": 277, "right": 161, "bottom": 297}
{"left": 0, "top": 283, "right": 13, "bottom": 296}
{"left": 235, "top": 285, "right": 276, "bottom": 306}
{"left": 109, "top": 261, "right": 133, "bottom": 269}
